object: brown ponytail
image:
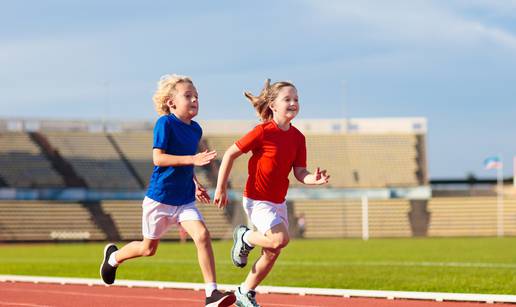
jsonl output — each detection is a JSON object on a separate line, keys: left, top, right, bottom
{"left": 244, "top": 79, "right": 296, "bottom": 122}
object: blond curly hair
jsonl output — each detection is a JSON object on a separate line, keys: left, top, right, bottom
{"left": 152, "top": 74, "right": 194, "bottom": 115}
{"left": 244, "top": 79, "right": 296, "bottom": 122}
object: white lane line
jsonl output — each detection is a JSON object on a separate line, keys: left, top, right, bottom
{"left": 0, "top": 304, "right": 52, "bottom": 307}
{"left": 278, "top": 260, "right": 516, "bottom": 269}
{"left": 0, "top": 258, "right": 514, "bottom": 269}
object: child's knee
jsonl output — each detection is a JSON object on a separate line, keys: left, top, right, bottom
{"left": 271, "top": 235, "right": 289, "bottom": 250}
{"left": 141, "top": 246, "right": 157, "bottom": 257}
{"left": 192, "top": 228, "right": 211, "bottom": 244}
{"left": 263, "top": 247, "right": 282, "bottom": 260}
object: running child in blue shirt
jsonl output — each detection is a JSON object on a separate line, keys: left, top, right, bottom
{"left": 100, "top": 74, "right": 236, "bottom": 307}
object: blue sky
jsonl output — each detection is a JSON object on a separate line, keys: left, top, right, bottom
{"left": 1, "top": 0, "right": 516, "bottom": 179}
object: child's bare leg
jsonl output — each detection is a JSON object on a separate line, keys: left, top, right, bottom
{"left": 243, "top": 223, "right": 289, "bottom": 290}
{"left": 180, "top": 220, "right": 216, "bottom": 283}
{"left": 246, "top": 222, "right": 289, "bottom": 250}
{"left": 101, "top": 238, "right": 159, "bottom": 285}
{"left": 115, "top": 238, "right": 160, "bottom": 263}
{"left": 243, "top": 247, "right": 280, "bottom": 289}
{"left": 182, "top": 220, "right": 236, "bottom": 303}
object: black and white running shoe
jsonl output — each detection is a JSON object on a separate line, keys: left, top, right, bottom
{"left": 100, "top": 243, "right": 118, "bottom": 285}
{"left": 205, "top": 289, "right": 236, "bottom": 307}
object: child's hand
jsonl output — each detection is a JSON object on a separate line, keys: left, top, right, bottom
{"left": 314, "top": 167, "right": 330, "bottom": 185}
{"left": 195, "top": 183, "right": 210, "bottom": 204}
{"left": 213, "top": 187, "right": 228, "bottom": 209}
{"left": 192, "top": 150, "right": 217, "bottom": 166}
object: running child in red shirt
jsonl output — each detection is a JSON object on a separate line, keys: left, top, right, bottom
{"left": 214, "top": 79, "right": 330, "bottom": 307}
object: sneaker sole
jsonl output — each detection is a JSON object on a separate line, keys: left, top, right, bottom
{"left": 100, "top": 243, "right": 116, "bottom": 285}
{"left": 205, "top": 293, "right": 236, "bottom": 307}
{"left": 231, "top": 226, "right": 245, "bottom": 268}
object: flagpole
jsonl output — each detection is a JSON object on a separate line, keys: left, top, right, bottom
{"left": 497, "top": 156, "right": 504, "bottom": 237}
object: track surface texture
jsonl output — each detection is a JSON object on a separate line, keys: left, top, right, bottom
{"left": 1, "top": 282, "right": 514, "bottom": 307}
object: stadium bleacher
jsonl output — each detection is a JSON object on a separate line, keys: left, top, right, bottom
{"left": 0, "top": 132, "right": 64, "bottom": 188}
{"left": 202, "top": 134, "right": 249, "bottom": 189}
{"left": 11, "top": 117, "right": 511, "bottom": 242}
{"left": 288, "top": 134, "right": 421, "bottom": 188}
{"left": 44, "top": 132, "right": 141, "bottom": 190}
{"left": 101, "top": 200, "right": 232, "bottom": 240}
{"left": 292, "top": 199, "right": 413, "bottom": 238}
{"left": 0, "top": 201, "right": 106, "bottom": 241}
{"left": 0, "top": 118, "right": 428, "bottom": 191}
{"left": 428, "top": 197, "right": 516, "bottom": 236}
{"left": 109, "top": 131, "right": 153, "bottom": 186}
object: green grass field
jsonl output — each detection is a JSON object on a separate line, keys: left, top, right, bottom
{"left": 1, "top": 237, "right": 515, "bottom": 294}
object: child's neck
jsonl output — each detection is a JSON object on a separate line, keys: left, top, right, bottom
{"left": 273, "top": 117, "right": 292, "bottom": 131}
{"left": 172, "top": 111, "right": 193, "bottom": 125}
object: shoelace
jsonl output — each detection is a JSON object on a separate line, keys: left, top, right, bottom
{"left": 246, "top": 291, "right": 260, "bottom": 307}
{"left": 239, "top": 242, "right": 253, "bottom": 257}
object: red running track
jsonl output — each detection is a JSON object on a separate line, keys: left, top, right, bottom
{"left": 0, "top": 282, "right": 513, "bottom": 307}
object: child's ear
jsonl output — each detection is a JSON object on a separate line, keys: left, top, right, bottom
{"left": 166, "top": 96, "right": 176, "bottom": 109}
{"left": 269, "top": 102, "right": 276, "bottom": 112}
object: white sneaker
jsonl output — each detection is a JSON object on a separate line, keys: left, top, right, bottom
{"left": 231, "top": 225, "right": 254, "bottom": 268}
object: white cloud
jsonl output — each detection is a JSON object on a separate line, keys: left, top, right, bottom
{"left": 450, "top": 0, "right": 516, "bottom": 17}
{"left": 460, "top": 21, "right": 516, "bottom": 49}
{"left": 303, "top": 0, "right": 516, "bottom": 51}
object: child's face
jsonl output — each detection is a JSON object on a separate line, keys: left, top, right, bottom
{"left": 271, "top": 86, "right": 299, "bottom": 121}
{"left": 169, "top": 82, "right": 199, "bottom": 119}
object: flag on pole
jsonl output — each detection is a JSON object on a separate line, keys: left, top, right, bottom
{"left": 484, "top": 156, "right": 503, "bottom": 170}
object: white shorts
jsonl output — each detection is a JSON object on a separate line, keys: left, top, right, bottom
{"left": 142, "top": 197, "right": 203, "bottom": 239}
{"left": 243, "top": 197, "right": 289, "bottom": 234}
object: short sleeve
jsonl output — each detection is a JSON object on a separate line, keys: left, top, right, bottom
{"left": 235, "top": 125, "right": 263, "bottom": 153}
{"left": 153, "top": 116, "right": 171, "bottom": 149}
{"left": 293, "top": 133, "right": 307, "bottom": 168}
{"left": 192, "top": 120, "right": 203, "bottom": 138}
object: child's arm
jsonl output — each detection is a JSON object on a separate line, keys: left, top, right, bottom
{"left": 213, "top": 144, "right": 243, "bottom": 208}
{"left": 293, "top": 167, "right": 330, "bottom": 185}
{"left": 193, "top": 174, "right": 210, "bottom": 204}
{"left": 152, "top": 149, "right": 217, "bottom": 167}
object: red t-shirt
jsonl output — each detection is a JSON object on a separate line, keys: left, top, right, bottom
{"left": 235, "top": 120, "right": 307, "bottom": 203}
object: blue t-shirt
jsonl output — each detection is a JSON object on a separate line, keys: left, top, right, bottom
{"left": 146, "top": 114, "right": 202, "bottom": 206}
